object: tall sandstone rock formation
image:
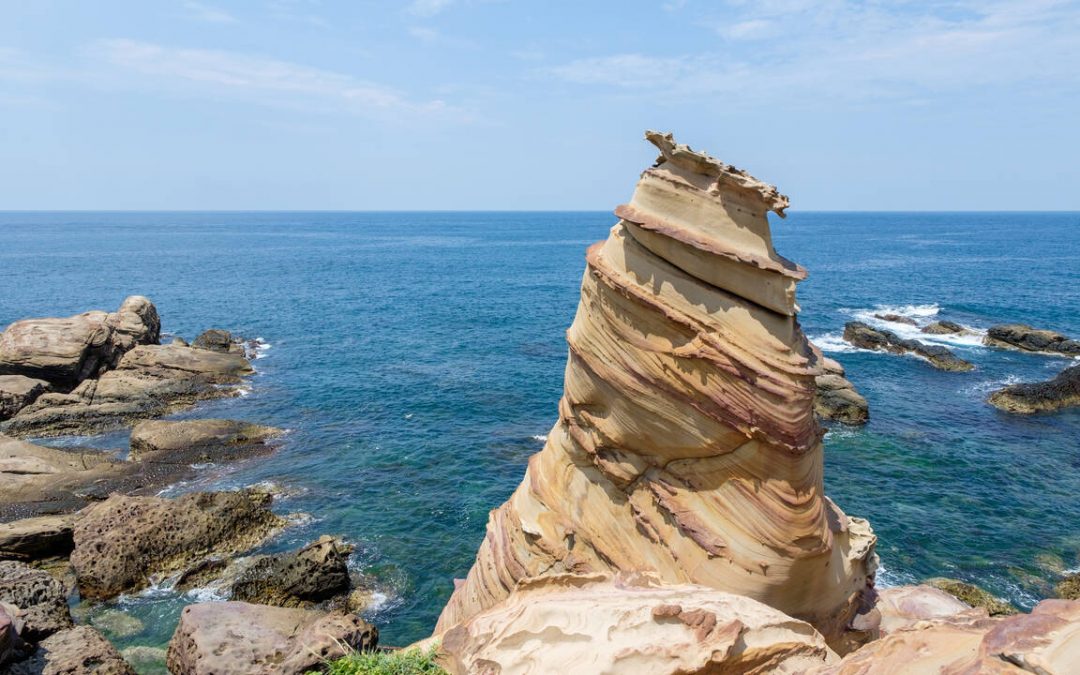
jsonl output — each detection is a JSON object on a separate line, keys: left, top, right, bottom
{"left": 435, "top": 132, "right": 878, "bottom": 646}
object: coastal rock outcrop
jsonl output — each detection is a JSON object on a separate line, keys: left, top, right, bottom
{"left": 0, "top": 296, "right": 159, "bottom": 389}
{"left": 9, "top": 625, "right": 135, "bottom": 675}
{"left": 843, "top": 321, "right": 974, "bottom": 371}
{"left": 128, "top": 418, "right": 282, "bottom": 463}
{"left": 925, "top": 577, "right": 1017, "bottom": 616}
{"left": 0, "top": 514, "right": 78, "bottom": 561}
{"left": 71, "top": 489, "right": 285, "bottom": 599}
{"left": 922, "top": 320, "right": 972, "bottom": 336}
{"left": 874, "top": 585, "right": 983, "bottom": 635}
{"left": 227, "top": 535, "right": 352, "bottom": 608}
{"left": 2, "top": 343, "right": 254, "bottom": 437}
{"left": 0, "top": 376, "right": 49, "bottom": 421}
{"left": 436, "top": 572, "right": 837, "bottom": 674}
{"left": 988, "top": 364, "right": 1080, "bottom": 414}
{"left": 0, "top": 561, "right": 73, "bottom": 641}
{"left": 984, "top": 324, "right": 1080, "bottom": 356}
{"left": 435, "top": 131, "right": 877, "bottom": 649}
{"left": 874, "top": 313, "right": 917, "bottom": 326}
{"left": 814, "top": 357, "right": 868, "bottom": 424}
{"left": 166, "top": 602, "right": 377, "bottom": 675}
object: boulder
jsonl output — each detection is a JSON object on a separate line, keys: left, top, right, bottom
{"left": 843, "top": 321, "right": 974, "bottom": 371}
{"left": 0, "top": 561, "right": 72, "bottom": 641}
{"left": 814, "top": 372, "right": 869, "bottom": 425}
{"left": 192, "top": 329, "right": 233, "bottom": 353}
{"left": 2, "top": 343, "right": 254, "bottom": 437}
{"left": 0, "top": 376, "right": 49, "bottom": 421}
{"left": 0, "top": 296, "right": 159, "bottom": 388}
{"left": 128, "top": 419, "right": 282, "bottom": 463}
{"left": 1056, "top": 572, "right": 1080, "bottom": 600}
{"left": 985, "top": 323, "right": 1080, "bottom": 356}
{"left": 434, "top": 572, "right": 837, "bottom": 674}
{"left": 166, "top": 602, "right": 377, "bottom": 675}
{"left": 874, "top": 584, "right": 983, "bottom": 635}
{"left": 0, "top": 514, "right": 78, "bottom": 561}
{"left": 229, "top": 535, "right": 352, "bottom": 608}
{"left": 71, "top": 490, "right": 285, "bottom": 600}
{"left": 925, "top": 577, "right": 1017, "bottom": 616}
{"left": 8, "top": 625, "right": 134, "bottom": 675}
{"left": 921, "top": 320, "right": 970, "bottom": 335}
{"left": 988, "top": 364, "right": 1080, "bottom": 414}
{"left": 873, "top": 313, "right": 918, "bottom": 326}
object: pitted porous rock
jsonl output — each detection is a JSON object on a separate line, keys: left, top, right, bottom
{"left": 0, "top": 561, "right": 73, "bottom": 641}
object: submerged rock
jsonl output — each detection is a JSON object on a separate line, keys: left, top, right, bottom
{"left": 166, "top": 602, "right": 377, "bottom": 675}
{"left": 128, "top": 418, "right": 282, "bottom": 463}
{"left": 843, "top": 321, "right": 974, "bottom": 371}
{"left": 925, "top": 577, "right": 1017, "bottom": 616}
{"left": 0, "top": 561, "right": 73, "bottom": 641}
{"left": 984, "top": 323, "right": 1080, "bottom": 356}
{"left": 0, "top": 296, "right": 159, "bottom": 389}
{"left": 814, "top": 358, "right": 869, "bottom": 425}
{"left": 2, "top": 343, "right": 254, "bottom": 437}
{"left": 71, "top": 490, "right": 285, "bottom": 600}
{"left": 0, "top": 376, "right": 49, "bottom": 422}
{"left": 988, "top": 364, "right": 1080, "bottom": 414}
{"left": 434, "top": 572, "right": 837, "bottom": 674}
{"left": 921, "top": 320, "right": 971, "bottom": 335}
{"left": 8, "top": 625, "right": 134, "bottom": 675}
{"left": 435, "top": 131, "right": 877, "bottom": 651}
{"left": 228, "top": 535, "right": 352, "bottom": 608}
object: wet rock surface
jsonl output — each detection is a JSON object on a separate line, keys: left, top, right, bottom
{"left": 814, "top": 358, "right": 869, "bottom": 425}
{"left": 921, "top": 319, "right": 971, "bottom": 335}
{"left": 843, "top": 321, "right": 975, "bottom": 371}
{"left": 984, "top": 323, "right": 1080, "bottom": 355}
{"left": 988, "top": 364, "right": 1080, "bottom": 414}
{"left": 228, "top": 535, "right": 352, "bottom": 608}
{"left": 71, "top": 489, "right": 285, "bottom": 600}
{"left": 128, "top": 418, "right": 281, "bottom": 464}
{"left": 166, "top": 601, "right": 377, "bottom": 675}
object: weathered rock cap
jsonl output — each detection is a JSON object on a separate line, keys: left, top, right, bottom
{"left": 0, "top": 376, "right": 49, "bottom": 422}
{"left": 985, "top": 323, "right": 1080, "bottom": 355}
{"left": 433, "top": 572, "right": 837, "bottom": 675}
{"left": 128, "top": 418, "right": 283, "bottom": 463}
{"left": 0, "top": 296, "right": 159, "bottom": 388}
{"left": 167, "top": 602, "right": 377, "bottom": 675}
{"left": 988, "top": 364, "right": 1080, "bottom": 414}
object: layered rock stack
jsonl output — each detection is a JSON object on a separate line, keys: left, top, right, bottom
{"left": 435, "top": 131, "right": 877, "bottom": 648}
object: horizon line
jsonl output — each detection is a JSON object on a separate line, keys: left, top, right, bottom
{"left": 1, "top": 209, "right": 1079, "bottom": 214}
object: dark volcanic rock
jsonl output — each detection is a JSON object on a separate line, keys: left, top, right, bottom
{"left": 9, "top": 625, "right": 134, "bottom": 675}
{"left": 0, "top": 376, "right": 49, "bottom": 422}
{"left": 844, "top": 321, "right": 974, "bottom": 371}
{"left": 988, "top": 364, "right": 1080, "bottom": 414}
{"left": 230, "top": 536, "right": 352, "bottom": 608}
{"left": 0, "top": 561, "right": 73, "bottom": 641}
{"left": 71, "top": 490, "right": 285, "bottom": 600}
{"left": 128, "top": 419, "right": 281, "bottom": 464}
{"left": 192, "top": 329, "right": 233, "bottom": 353}
{"left": 921, "top": 320, "right": 968, "bottom": 335}
{"left": 0, "top": 296, "right": 159, "bottom": 388}
{"left": 2, "top": 343, "right": 254, "bottom": 437}
{"left": 984, "top": 324, "right": 1080, "bottom": 356}
{"left": 166, "top": 602, "right": 377, "bottom": 675}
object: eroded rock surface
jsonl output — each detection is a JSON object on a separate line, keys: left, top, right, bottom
{"left": 228, "top": 535, "right": 351, "bottom": 608}
{"left": 985, "top": 324, "right": 1080, "bottom": 356}
{"left": 814, "top": 358, "right": 869, "bottom": 425}
{"left": 988, "top": 364, "right": 1080, "bottom": 414}
{"left": 922, "top": 320, "right": 972, "bottom": 336}
{"left": 844, "top": 321, "right": 974, "bottom": 371}
{"left": 128, "top": 418, "right": 282, "bottom": 463}
{"left": 0, "top": 296, "right": 159, "bottom": 389}
{"left": 9, "top": 625, "right": 134, "bottom": 675}
{"left": 71, "top": 490, "right": 285, "bottom": 599}
{"left": 926, "top": 577, "right": 1017, "bottom": 616}
{"left": 874, "top": 584, "right": 983, "bottom": 635}
{"left": 3, "top": 343, "right": 254, "bottom": 437}
{"left": 0, "top": 514, "right": 78, "bottom": 561}
{"left": 435, "top": 572, "right": 837, "bottom": 674}
{"left": 0, "top": 561, "right": 72, "bottom": 641}
{"left": 0, "top": 376, "right": 49, "bottom": 421}
{"left": 435, "top": 131, "right": 877, "bottom": 650}
{"left": 166, "top": 602, "right": 377, "bottom": 675}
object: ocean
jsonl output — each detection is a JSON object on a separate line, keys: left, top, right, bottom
{"left": 1, "top": 211, "right": 1078, "bottom": 662}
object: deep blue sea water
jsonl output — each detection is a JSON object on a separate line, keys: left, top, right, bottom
{"left": 1, "top": 211, "right": 1078, "bottom": 665}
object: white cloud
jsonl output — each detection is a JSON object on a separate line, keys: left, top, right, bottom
{"left": 408, "top": 0, "right": 455, "bottom": 18}
{"left": 183, "top": 1, "right": 238, "bottom": 24}
{"left": 91, "top": 39, "right": 454, "bottom": 116}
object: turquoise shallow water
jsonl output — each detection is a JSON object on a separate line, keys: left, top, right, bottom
{"left": 0, "top": 211, "right": 1078, "bottom": 660}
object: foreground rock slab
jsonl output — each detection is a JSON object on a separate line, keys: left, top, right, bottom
{"left": 985, "top": 323, "right": 1080, "bottom": 356}
{"left": 0, "top": 296, "right": 159, "bottom": 389}
{"left": 814, "top": 357, "right": 869, "bottom": 425}
{"left": 988, "top": 364, "right": 1080, "bottom": 414}
{"left": 166, "top": 601, "right": 377, "bottom": 675}
{"left": 3, "top": 343, "right": 254, "bottom": 437}
{"left": 435, "top": 572, "right": 837, "bottom": 674}
{"left": 0, "top": 514, "right": 78, "bottom": 561}
{"left": 874, "top": 584, "right": 983, "bottom": 635}
{"left": 436, "top": 131, "right": 877, "bottom": 651}
{"left": 844, "top": 321, "right": 974, "bottom": 371}
{"left": 9, "top": 625, "right": 134, "bottom": 675}
{"left": 925, "top": 577, "right": 1017, "bottom": 616}
{"left": 71, "top": 489, "right": 285, "bottom": 600}
{"left": 128, "top": 418, "right": 281, "bottom": 463}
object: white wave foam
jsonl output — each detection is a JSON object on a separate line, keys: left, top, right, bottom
{"left": 845, "top": 304, "right": 986, "bottom": 349}
{"left": 185, "top": 585, "right": 229, "bottom": 603}
{"left": 808, "top": 332, "right": 864, "bottom": 354}
{"left": 857, "top": 303, "right": 941, "bottom": 319}
{"left": 531, "top": 434, "right": 547, "bottom": 442}
{"left": 253, "top": 337, "right": 271, "bottom": 360}
{"left": 236, "top": 386, "right": 252, "bottom": 398}
{"left": 365, "top": 591, "right": 390, "bottom": 613}
{"left": 963, "top": 375, "right": 1023, "bottom": 397}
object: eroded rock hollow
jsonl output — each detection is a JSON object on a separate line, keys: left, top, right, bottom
{"left": 435, "top": 131, "right": 877, "bottom": 646}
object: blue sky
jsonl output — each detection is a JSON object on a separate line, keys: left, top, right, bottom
{"left": 1, "top": 0, "right": 1078, "bottom": 210}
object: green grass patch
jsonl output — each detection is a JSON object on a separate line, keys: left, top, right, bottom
{"left": 318, "top": 646, "right": 446, "bottom": 675}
